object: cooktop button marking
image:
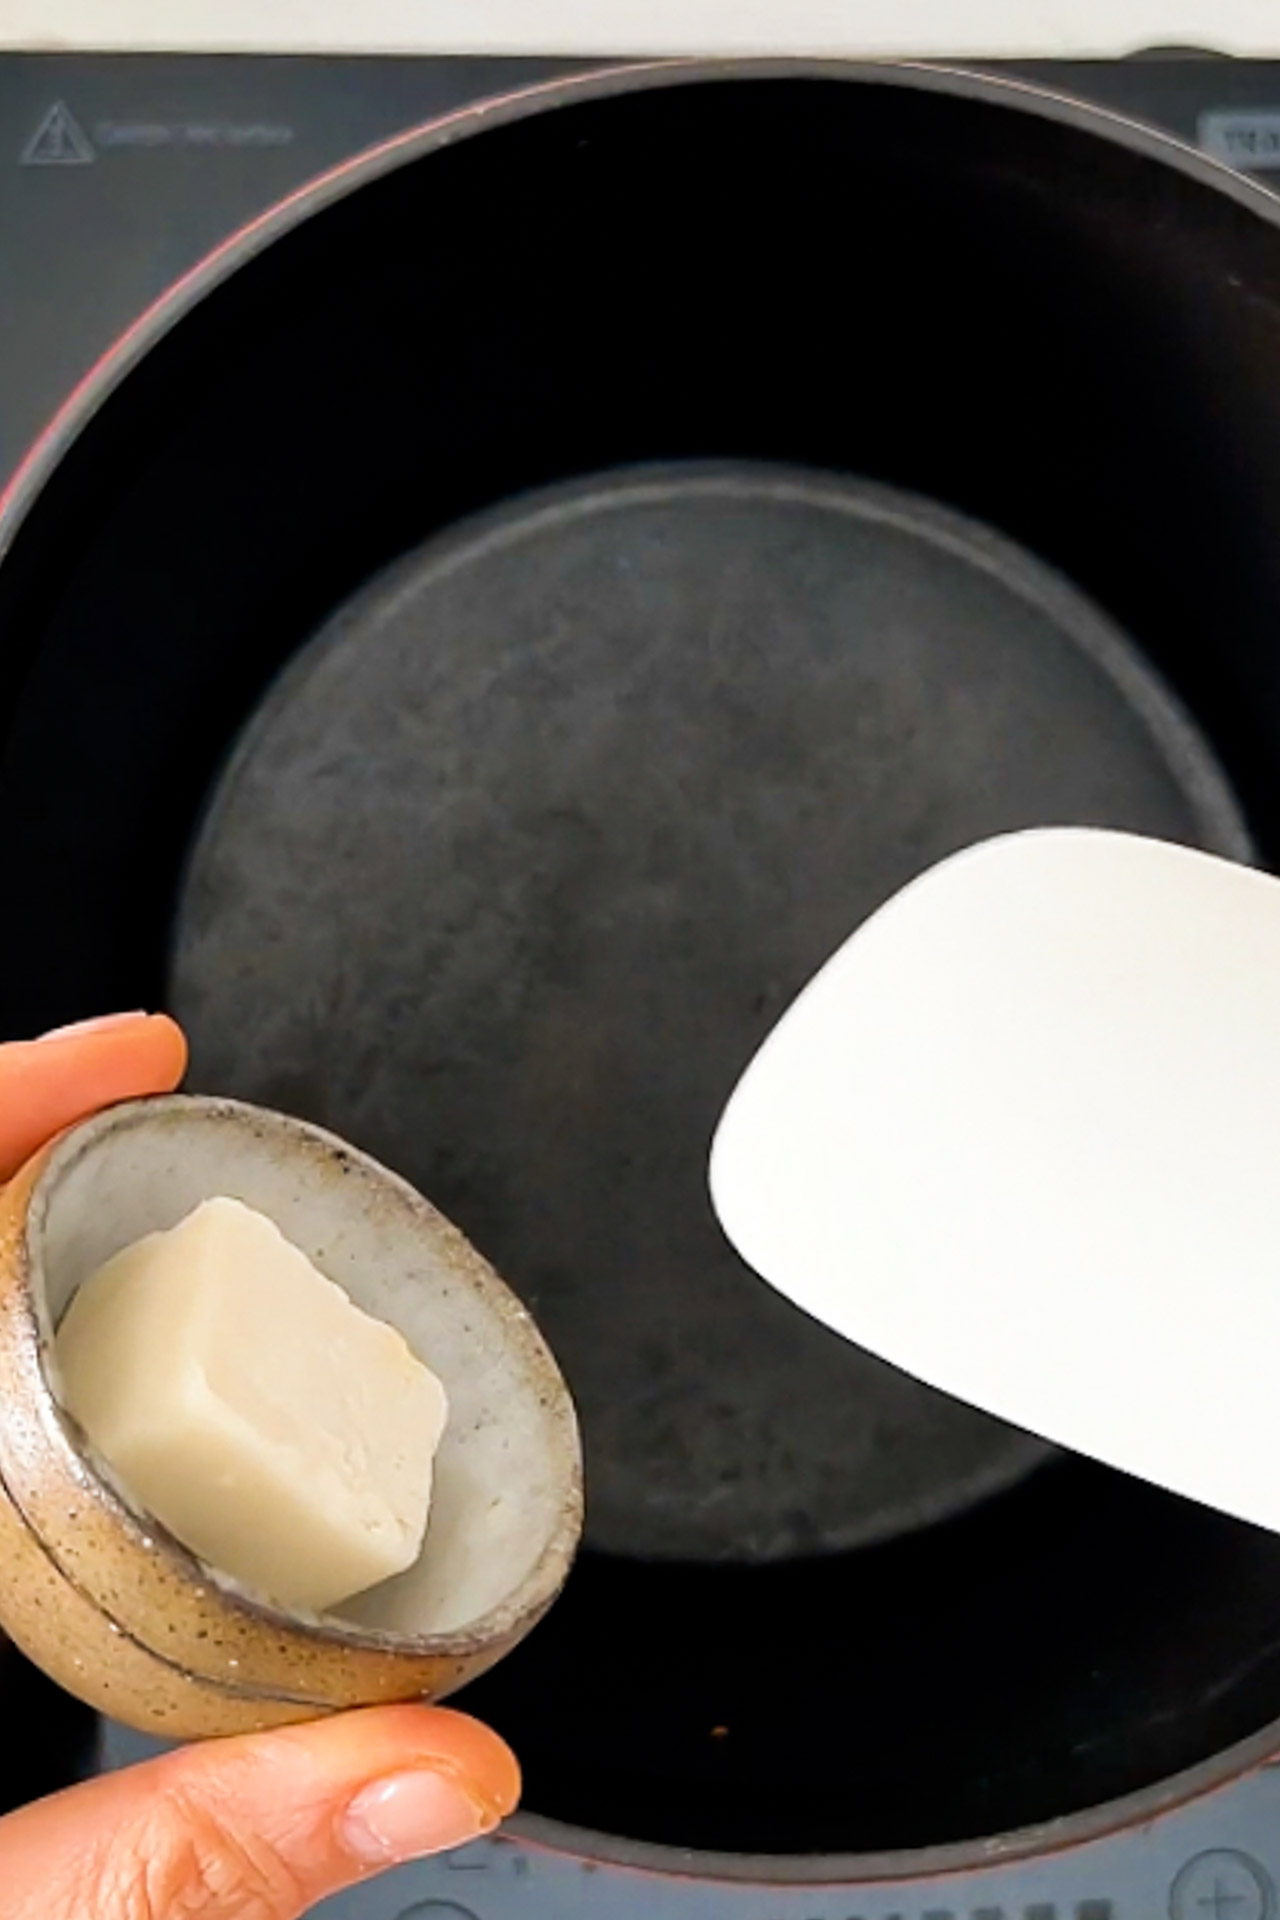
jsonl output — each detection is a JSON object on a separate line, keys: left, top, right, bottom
{"left": 392, "top": 1903, "right": 481, "bottom": 1920}
{"left": 1171, "top": 1850, "right": 1275, "bottom": 1920}
{"left": 1199, "top": 110, "right": 1280, "bottom": 171}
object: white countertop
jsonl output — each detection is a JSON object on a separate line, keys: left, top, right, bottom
{"left": 2, "top": 0, "right": 1278, "bottom": 60}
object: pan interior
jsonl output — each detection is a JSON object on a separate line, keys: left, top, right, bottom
{"left": 171, "top": 463, "right": 1246, "bottom": 1572}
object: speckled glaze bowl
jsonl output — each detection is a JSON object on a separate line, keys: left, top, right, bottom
{"left": 0, "top": 1094, "right": 582, "bottom": 1737}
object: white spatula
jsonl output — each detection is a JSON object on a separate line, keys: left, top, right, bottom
{"left": 709, "top": 827, "right": 1280, "bottom": 1534}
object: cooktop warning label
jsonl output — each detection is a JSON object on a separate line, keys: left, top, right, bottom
{"left": 20, "top": 101, "right": 95, "bottom": 166}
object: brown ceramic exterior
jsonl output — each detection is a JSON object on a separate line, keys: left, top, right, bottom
{"left": 0, "top": 1101, "right": 583, "bottom": 1736}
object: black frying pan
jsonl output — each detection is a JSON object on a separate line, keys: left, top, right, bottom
{"left": 5, "top": 60, "right": 1280, "bottom": 1877}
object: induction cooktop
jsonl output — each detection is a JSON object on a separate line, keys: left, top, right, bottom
{"left": 9, "top": 46, "right": 1280, "bottom": 1920}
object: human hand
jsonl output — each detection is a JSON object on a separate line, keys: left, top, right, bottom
{"left": 0, "top": 1013, "right": 520, "bottom": 1919}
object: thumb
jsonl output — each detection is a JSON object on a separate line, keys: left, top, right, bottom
{"left": 0, "top": 1703, "right": 519, "bottom": 1920}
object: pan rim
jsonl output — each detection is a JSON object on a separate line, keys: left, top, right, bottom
{"left": 7, "top": 51, "right": 1280, "bottom": 1876}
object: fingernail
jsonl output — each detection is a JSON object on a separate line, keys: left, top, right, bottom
{"left": 343, "top": 1769, "right": 497, "bottom": 1864}
{"left": 37, "top": 1013, "right": 148, "bottom": 1042}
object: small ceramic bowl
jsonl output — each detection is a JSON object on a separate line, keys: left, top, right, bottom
{"left": 0, "top": 1094, "right": 582, "bottom": 1737}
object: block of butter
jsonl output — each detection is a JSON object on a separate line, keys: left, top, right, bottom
{"left": 56, "top": 1196, "right": 448, "bottom": 1613}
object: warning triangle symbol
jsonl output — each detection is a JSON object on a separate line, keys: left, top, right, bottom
{"left": 21, "top": 102, "right": 95, "bottom": 167}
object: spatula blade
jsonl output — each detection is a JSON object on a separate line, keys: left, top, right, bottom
{"left": 710, "top": 828, "right": 1280, "bottom": 1533}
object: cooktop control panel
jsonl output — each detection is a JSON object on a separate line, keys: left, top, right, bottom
{"left": 99, "top": 1722, "right": 1280, "bottom": 1918}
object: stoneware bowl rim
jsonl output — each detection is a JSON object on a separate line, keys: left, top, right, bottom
{"left": 17, "top": 1091, "right": 583, "bottom": 1661}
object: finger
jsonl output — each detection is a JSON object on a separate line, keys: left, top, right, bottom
{"left": 0, "top": 1703, "right": 520, "bottom": 1920}
{"left": 0, "top": 1013, "right": 188, "bottom": 1182}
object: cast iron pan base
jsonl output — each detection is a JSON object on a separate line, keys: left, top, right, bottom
{"left": 173, "top": 461, "right": 1247, "bottom": 1570}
